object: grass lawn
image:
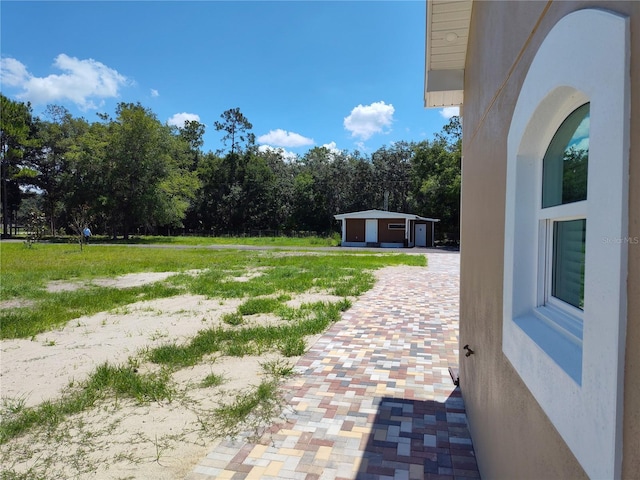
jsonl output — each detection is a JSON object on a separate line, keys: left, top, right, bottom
{"left": 0, "top": 240, "right": 426, "bottom": 462}
{"left": 0, "top": 241, "right": 424, "bottom": 339}
{"left": 38, "top": 233, "right": 342, "bottom": 247}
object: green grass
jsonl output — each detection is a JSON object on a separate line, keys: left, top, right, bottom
{"left": 0, "top": 239, "right": 427, "bottom": 446}
{"left": 1, "top": 283, "right": 182, "bottom": 339}
{"left": 200, "top": 373, "right": 225, "bottom": 388}
{"left": 237, "top": 297, "right": 283, "bottom": 315}
{"left": 222, "top": 312, "right": 244, "bottom": 326}
{"left": 0, "top": 362, "right": 173, "bottom": 444}
{"left": 28, "top": 233, "right": 341, "bottom": 247}
{"left": 212, "top": 380, "right": 281, "bottom": 439}
{"left": 0, "top": 242, "right": 424, "bottom": 339}
{"left": 148, "top": 300, "right": 349, "bottom": 367}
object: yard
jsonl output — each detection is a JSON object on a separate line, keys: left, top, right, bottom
{"left": 0, "top": 240, "right": 425, "bottom": 479}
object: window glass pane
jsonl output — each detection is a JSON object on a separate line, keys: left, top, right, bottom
{"left": 552, "top": 219, "right": 586, "bottom": 310}
{"left": 542, "top": 103, "right": 590, "bottom": 208}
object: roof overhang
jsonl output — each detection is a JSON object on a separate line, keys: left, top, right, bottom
{"left": 424, "top": 0, "right": 472, "bottom": 108}
{"left": 334, "top": 209, "right": 440, "bottom": 223}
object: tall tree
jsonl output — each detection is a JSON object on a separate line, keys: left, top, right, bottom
{"left": 34, "top": 105, "right": 91, "bottom": 235}
{"left": 214, "top": 107, "right": 254, "bottom": 156}
{"left": 191, "top": 151, "right": 225, "bottom": 233}
{"left": 371, "top": 142, "right": 413, "bottom": 212}
{"left": 409, "top": 117, "right": 462, "bottom": 243}
{"left": 177, "top": 119, "right": 206, "bottom": 171}
{"left": 107, "top": 103, "right": 173, "bottom": 238}
{"left": 0, "top": 94, "right": 37, "bottom": 236}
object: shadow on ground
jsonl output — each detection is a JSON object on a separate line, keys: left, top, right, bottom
{"left": 357, "top": 390, "right": 480, "bottom": 479}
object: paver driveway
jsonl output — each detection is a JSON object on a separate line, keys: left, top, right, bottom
{"left": 187, "top": 250, "right": 479, "bottom": 480}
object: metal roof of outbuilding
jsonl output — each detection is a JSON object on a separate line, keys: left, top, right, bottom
{"left": 334, "top": 209, "right": 440, "bottom": 222}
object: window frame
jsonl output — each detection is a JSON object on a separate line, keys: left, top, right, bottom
{"left": 502, "top": 9, "right": 629, "bottom": 480}
{"left": 387, "top": 223, "right": 406, "bottom": 230}
{"left": 539, "top": 217, "right": 587, "bottom": 315}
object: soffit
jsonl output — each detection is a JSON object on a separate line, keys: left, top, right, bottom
{"left": 424, "top": 0, "right": 472, "bottom": 107}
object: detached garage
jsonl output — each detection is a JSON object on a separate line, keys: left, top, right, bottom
{"left": 334, "top": 209, "right": 439, "bottom": 248}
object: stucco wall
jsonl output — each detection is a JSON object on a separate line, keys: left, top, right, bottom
{"left": 458, "top": 1, "right": 639, "bottom": 478}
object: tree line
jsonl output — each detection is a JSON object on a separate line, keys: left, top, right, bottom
{"left": 0, "top": 94, "right": 461, "bottom": 243}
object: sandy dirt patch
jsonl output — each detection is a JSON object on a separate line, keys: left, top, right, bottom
{"left": 0, "top": 270, "right": 340, "bottom": 479}
{"left": 46, "top": 270, "right": 203, "bottom": 293}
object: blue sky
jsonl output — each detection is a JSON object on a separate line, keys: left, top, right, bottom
{"left": 1, "top": 1, "right": 458, "bottom": 158}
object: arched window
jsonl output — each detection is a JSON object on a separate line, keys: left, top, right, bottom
{"left": 541, "top": 103, "right": 589, "bottom": 312}
{"left": 502, "top": 9, "right": 629, "bottom": 479}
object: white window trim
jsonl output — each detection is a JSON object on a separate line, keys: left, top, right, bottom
{"left": 387, "top": 223, "right": 406, "bottom": 230}
{"left": 503, "top": 9, "right": 629, "bottom": 480}
{"left": 539, "top": 212, "right": 586, "bottom": 317}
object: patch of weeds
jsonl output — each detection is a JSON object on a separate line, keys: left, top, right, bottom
{"left": 111, "top": 306, "right": 132, "bottom": 315}
{"left": 1, "top": 396, "right": 27, "bottom": 417}
{"left": 152, "top": 434, "right": 168, "bottom": 465}
{"left": 148, "top": 329, "right": 169, "bottom": 341}
{"left": 1, "top": 283, "right": 181, "bottom": 340}
{"left": 237, "top": 297, "right": 283, "bottom": 316}
{"left": 273, "top": 304, "right": 301, "bottom": 321}
{"left": 87, "top": 363, "right": 174, "bottom": 403}
{"left": 279, "top": 337, "right": 306, "bottom": 357}
{"left": 213, "top": 380, "right": 281, "bottom": 439}
{"left": 127, "top": 357, "right": 140, "bottom": 372}
{"left": 112, "top": 451, "right": 141, "bottom": 465}
{"left": 149, "top": 300, "right": 351, "bottom": 368}
{"left": 224, "top": 342, "right": 251, "bottom": 357}
{"left": 200, "top": 373, "right": 225, "bottom": 388}
{"left": 0, "top": 362, "right": 173, "bottom": 444}
{"left": 222, "top": 312, "right": 243, "bottom": 326}
{"left": 261, "top": 359, "right": 295, "bottom": 378}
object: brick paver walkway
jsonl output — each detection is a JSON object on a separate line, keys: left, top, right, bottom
{"left": 187, "top": 250, "right": 479, "bottom": 480}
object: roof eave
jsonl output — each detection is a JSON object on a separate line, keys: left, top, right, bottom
{"left": 424, "top": 0, "right": 472, "bottom": 108}
{"left": 334, "top": 210, "right": 440, "bottom": 222}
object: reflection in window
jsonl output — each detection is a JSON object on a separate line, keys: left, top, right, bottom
{"left": 540, "top": 103, "right": 590, "bottom": 312}
{"left": 542, "top": 103, "right": 590, "bottom": 208}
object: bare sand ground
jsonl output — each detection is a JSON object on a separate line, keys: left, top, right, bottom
{"left": 0, "top": 271, "right": 344, "bottom": 479}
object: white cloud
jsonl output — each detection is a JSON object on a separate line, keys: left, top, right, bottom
{"left": 321, "top": 141, "right": 342, "bottom": 155}
{"left": 573, "top": 116, "right": 590, "bottom": 140}
{"left": 440, "top": 106, "right": 460, "bottom": 119}
{"left": 572, "top": 137, "right": 589, "bottom": 152}
{"left": 167, "top": 112, "right": 201, "bottom": 128}
{"left": 258, "top": 144, "right": 298, "bottom": 162}
{"left": 150, "top": 89, "right": 159, "bottom": 97}
{"left": 1, "top": 54, "right": 128, "bottom": 110}
{"left": 343, "top": 101, "right": 395, "bottom": 140}
{"left": 257, "top": 129, "right": 314, "bottom": 148}
{"left": 0, "top": 57, "right": 30, "bottom": 86}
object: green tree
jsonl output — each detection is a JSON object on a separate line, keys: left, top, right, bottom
{"left": 0, "top": 94, "right": 37, "bottom": 236}
{"left": 256, "top": 148, "right": 294, "bottom": 230}
{"left": 409, "top": 117, "right": 462, "bottom": 243}
{"left": 214, "top": 107, "right": 254, "bottom": 156}
{"left": 177, "top": 119, "right": 206, "bottom": 171}
{"left": 33, "top": 105, "right": 91, "bottom": 235}
{"left": 155, "top": 131, "right": 201, "bottom": 234}
{"left": 64, "top": 118, "right": 111, "bottom": 231}
{"left": 240, "top": 152, "right": 278, "bottom": 229}
{"left": 106, "top": 102, "right": 189, "bottom": 238}
{"left": 190, "top": 151, "right": 225, "bottom": 233}
{"left": 371, "top": 142, "right": 413, "bottom": 212}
